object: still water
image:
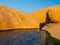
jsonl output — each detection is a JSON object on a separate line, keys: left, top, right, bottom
{"left": 0, "top": 28, "right": 47, "bottom": 45}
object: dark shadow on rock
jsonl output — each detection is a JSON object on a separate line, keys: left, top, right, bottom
{"left": 40, "top": 12, "right": 51, "bottom": 30}
{"left": 40, "top": 11, "right": 57, "bottom": 30}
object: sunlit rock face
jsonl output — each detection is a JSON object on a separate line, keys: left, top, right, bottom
{"left": 0, "top": 4, "right": 60, "bottom": 31}
{"left": 0, "top": 4, "right": 43, "bottom": 30}
{"left": 48, "top": 5, "right": 60, "bottom": 23}
{"left": 31, "top": 8, "right": 48, "bottom": 24}
{"left": 0, "top": 4, "right": 50, "bottom": 30}
{"left": 0, "top": 4, "right": 60, "bottom": 45}
{"left": 42, "top": 23, "right": 60, "bottom": 40}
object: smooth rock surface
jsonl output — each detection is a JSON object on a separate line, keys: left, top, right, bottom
{"left": 42, "top": 23, "right": 60, "bottom": 43}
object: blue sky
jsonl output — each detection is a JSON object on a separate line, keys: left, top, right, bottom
{"left": 0, "top": 0, "right": 60, "bottom": 12}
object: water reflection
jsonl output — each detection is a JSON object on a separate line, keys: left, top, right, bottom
{"left": 0, "top": 29, "right": 47, "bottom": 45}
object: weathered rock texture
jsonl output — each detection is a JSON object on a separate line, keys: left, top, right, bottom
{"left": 0, "top": 4, "right": 60, "bottom": 30}
{"left": 0, "top": 4, "right": 49, "bottom": 30}
{"left": 0, "top": 4, "right": 60, "bottom": 44}
{"left": 48, "top": 6, "right": 60, "bottom": 23}
{"left": 42, "top": 23, "right": 60, "bottom": 41}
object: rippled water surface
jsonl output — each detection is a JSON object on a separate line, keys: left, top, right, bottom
{"left": 0, "top": 29, "right": 47, "bottom": 45}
